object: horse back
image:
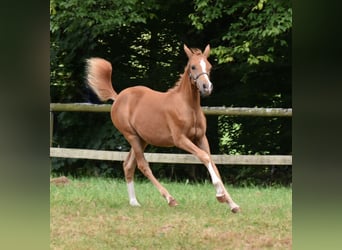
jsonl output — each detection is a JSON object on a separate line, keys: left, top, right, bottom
{"left": 110, "top": 85, "right": 206, "bottom": 146}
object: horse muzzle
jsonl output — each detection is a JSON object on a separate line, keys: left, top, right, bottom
{"left": 197, "top": 80, "right": 213, "bottom": 97}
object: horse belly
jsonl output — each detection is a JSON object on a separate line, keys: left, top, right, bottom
{"left": 134, "top": 115, "right": 174, "bottom": 147}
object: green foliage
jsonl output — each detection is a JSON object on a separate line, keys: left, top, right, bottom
{"left": 218, "top": 116, "right": 291, "bottom": 155}
{"left": 218, "top": 114, "right": 291, "bottom": 186}
{"left": 189, "top": 0, "right": 292, "bottom": 66}
{"left": 51, "top": 112, "right": 129, "bottom": 176}
{"left": 50, "top": 0, "right": 161, "bottom": 102}
{"left": 50, "top": 0, "right": 159, "bottom": 50}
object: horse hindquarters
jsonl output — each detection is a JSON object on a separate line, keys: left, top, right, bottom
{"left": 112, "top": 94, "right": 177, "bottom": 207}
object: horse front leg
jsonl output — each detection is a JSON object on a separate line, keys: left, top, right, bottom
{"left": 177, "top": 136, "right": 240, "bottom": 213}
{"left": 199, "top": 136, "right": 240, "bottom": 212}
{"left": 123, "top": 148, "right": 140, "bottom": 207}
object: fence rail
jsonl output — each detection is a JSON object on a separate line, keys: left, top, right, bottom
{"left": 50, "top": 147, "right": 292, "bottom": 165}
{"left": 50, "top": 103, "right": 292, "bottom": 166}
{"left": 50, "top": 103, "right": 292, "bottom": 117}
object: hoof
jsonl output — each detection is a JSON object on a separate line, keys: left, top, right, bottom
{"left": 168, "top": 198, "right": 178, "bottom": 207}
{"left": 231, "top": 206, "right": 240, "bottom": 213}
{"left": 216, "top": 194, "right": 227, "bottom": 203}
{"left": 129, "top": 200, "right": 141, "bottom": 207}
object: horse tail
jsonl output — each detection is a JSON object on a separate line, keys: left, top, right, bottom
{"left": 85, "top": 57, "right": 118, "bottom": 102}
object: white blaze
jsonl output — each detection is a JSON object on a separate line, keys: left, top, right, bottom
{"left": 199, "top": 59, "right": 212, "bottom": 89}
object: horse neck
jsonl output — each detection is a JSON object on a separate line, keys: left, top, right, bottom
{"left": 177, "top": 68, "right": 201, "bottom": 110}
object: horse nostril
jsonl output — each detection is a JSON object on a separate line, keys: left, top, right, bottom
{"left": 203, "top": 84, "right": 208, "bottom": 89}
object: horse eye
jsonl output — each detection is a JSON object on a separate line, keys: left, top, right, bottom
{"left": 191, "top": 65, "right": 196, "bottom": 70}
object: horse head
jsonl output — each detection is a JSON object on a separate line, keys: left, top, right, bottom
{"left": 184, "top": 44, "right": 213, "bottom": 97}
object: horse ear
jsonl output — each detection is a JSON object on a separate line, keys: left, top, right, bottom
{"left": 184, "top": 44, "right": 193, "bottom": 58}
{"left": 203, "top": 44, "right": 210, "bottom": 58}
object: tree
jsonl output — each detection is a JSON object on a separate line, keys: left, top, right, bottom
{"left": 189, "top": 0, "right": 291, "bottom": 65}
{"left": 50, "top": 0, "right": 163, "bottom": 101}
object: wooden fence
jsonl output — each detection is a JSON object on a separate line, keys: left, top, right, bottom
{"left": 50, "top": 103, "right": 292, "bottom": 166}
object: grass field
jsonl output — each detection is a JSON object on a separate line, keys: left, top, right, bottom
{"left": 50, "top": 177, "right": 291, "bottom": 249}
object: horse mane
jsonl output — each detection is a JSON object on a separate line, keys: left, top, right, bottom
{"left": 167, "top": 72, "right": 187, "bottom": 93}
{"left": 167, "top": 47, "right": 203, "bottom": 92}
{"left": 188, "top": 48, "right": 203, "bottom": 55}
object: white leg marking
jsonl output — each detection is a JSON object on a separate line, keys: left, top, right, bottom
{"left": 127, "top": 181, "right": 141, "bottom": 207}
{"left": 207, "top": 163, "right": 223, "bottom": 195}
{"left": 166, "top": 196, "right": 172, "bottom": 204}
{"left": 207, "top": 162, "right": 240, "bottom": 212}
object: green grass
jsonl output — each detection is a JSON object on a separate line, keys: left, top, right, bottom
{"left": 50, "top": 177, "right": 292, "bottom": 249}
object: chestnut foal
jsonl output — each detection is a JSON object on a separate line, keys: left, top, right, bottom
{"left": 86, "top": 45, "right": 240, "bottom": 213}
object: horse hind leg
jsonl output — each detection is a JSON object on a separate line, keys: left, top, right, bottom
{"left": 137, "top": 154, "right": 178, "bottom": 206}
{"left": 127, "top": 135, "right": 178, "bottom": 207}
{"left": 123, "top": 148, "right": 140, "bottom": 207}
